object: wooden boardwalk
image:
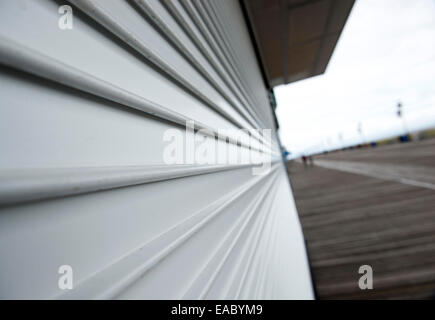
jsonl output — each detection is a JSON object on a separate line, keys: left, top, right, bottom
{"left": 286, "top": 139, "right": 435, "bottom": 299}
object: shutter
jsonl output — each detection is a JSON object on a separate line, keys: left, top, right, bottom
{"left": 0, "top": 0, "right": 313, "bottom": 299}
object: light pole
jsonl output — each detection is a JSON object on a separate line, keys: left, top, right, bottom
{"left": 397, "top": 102, "right": 409, "bottom": 140}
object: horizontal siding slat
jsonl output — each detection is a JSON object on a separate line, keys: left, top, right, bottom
{"left": 0, "top": 163, "right": 269, "bottom": 206}
{"left": 177, "top": 0, "right": 271, "bottom": 128}
{"left": 68, "top": 0, "right": 256, "bottom": 132}
{"left": 0, "top": 38, "right": 268, "bottom": 154}
{"left": 0, "top": 0, "right": 240, "bottom": 134}
{"left": 56, "top": 166, "right": 278, "bottom": 299}
{"left": 132, "top": 0, "right": 263, "bottom": 131}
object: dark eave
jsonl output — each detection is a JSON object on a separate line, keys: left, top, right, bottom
{"left": 243, "top": 0, "right": 355, "bottom": 87}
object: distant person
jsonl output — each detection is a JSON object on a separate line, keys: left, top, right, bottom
{"left": 308, "top": 156, "right": 314, "bottom": 166}
{"left": 302, "top": 155, "right": 307, "bottom": 166}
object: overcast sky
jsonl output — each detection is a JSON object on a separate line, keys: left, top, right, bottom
{"left": 275, "top": 0, "right": 435, "bottom": 157}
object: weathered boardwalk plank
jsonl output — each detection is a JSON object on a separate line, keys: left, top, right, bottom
{"left": 287, "top": 139, "right": 435, "bottom": 299}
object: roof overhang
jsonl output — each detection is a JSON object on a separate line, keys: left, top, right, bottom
{"left": 243, "top": 0, "right": 355, "bottom": 87}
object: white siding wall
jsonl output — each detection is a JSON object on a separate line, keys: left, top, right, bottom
{"left": 0, "top": 0, "right": 313, "bottom": 299}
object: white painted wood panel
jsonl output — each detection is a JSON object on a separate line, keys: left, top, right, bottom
{"left": 0, "top": 0, "right": 313, "bottom": 300}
